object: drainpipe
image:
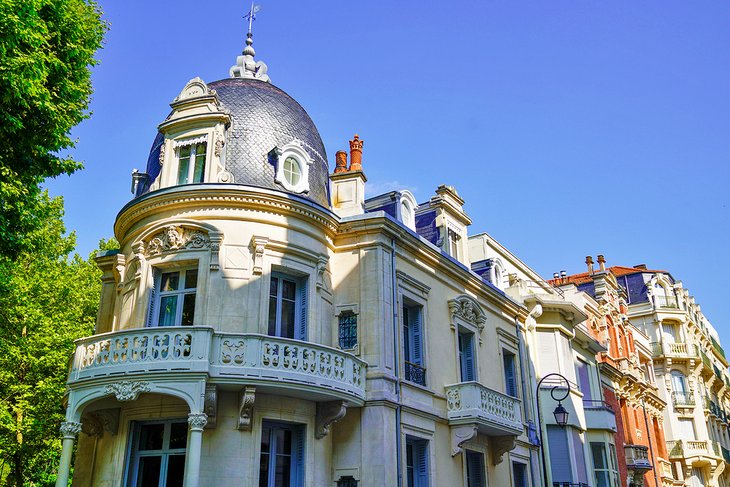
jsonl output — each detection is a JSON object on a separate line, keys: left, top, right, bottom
{"left": 391, "top": 237, "right": 403, "bottom": 487}
{"left": 515, "top": 315, "right": 540, "bottom": 487}
{"left": 641, "top": 399, "right": 660, "bottom": 487}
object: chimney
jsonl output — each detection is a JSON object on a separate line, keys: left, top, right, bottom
{"left": 597, "top": 254, "right": 606, "bottom": 272}
{"left": 334, "top": 151, "right": 348, "bottom": 173}
{"left": 560, "top": 270, "right": 567, "bottom": 283}
{"left": 634, "top": 264, "right": 647, "bottom": 270}
{"left": 348, "top": 134, "right": 363, "bottom": 171}
{"left": 553, "top": 272, "right": 560, "bottom": 280}
{"left": 586, "top": 256, "right": 594, "bottom": 275}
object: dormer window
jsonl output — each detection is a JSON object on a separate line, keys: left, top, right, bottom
{"left": 274, "top": 141, "right": 312, "bottom": 194}
{"left": 283, "top": 156, "right": 302, "bottom": 187}
{"left": 448, "top": 228, "right": 460, "bottom": 259}
{"left": 177, "top": 142, "right": 207, "bottom": 185}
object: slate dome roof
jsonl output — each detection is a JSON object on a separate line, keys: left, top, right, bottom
{"left": 140, "top": 77, "right": 330, "bottom": 207}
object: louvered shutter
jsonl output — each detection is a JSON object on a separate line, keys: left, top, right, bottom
{"left": 297, "top": 279, "right": 308, "bottom": 341}
{"left": 466, "top": 450, "right": 485, "bottom": 487}
{"left": 411, "top": 307, "right": 423, "bottom": 366}
{"left": 547, "top": 425, "right": 572, "bottom": 483}
{"left": 147, "top": 268, "right": 161, "bottom": 327}
{"left": 571, "top": 428, "right": 589, "bottom": 485}
{"left": 415, "top": 440, "right": 429, "bottom": 487}
{"left": 503, "top": 352, "right": 516, "bottom": 396}
{"left": 461, "top": 334, "right": 475, "bottom": 382}
{"left": 293, "top": 425, "right": 305, "bottom": 486}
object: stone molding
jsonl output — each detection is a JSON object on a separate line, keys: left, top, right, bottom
{"left": 204, "top": 384, "right": 217, "bottom": 429}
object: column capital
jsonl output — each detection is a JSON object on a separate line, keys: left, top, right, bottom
{"left": 60, "top": 421, "right": 82, "bottom": 439}
{"left": 188, "top": 412, "right": 208, "bottom": 431}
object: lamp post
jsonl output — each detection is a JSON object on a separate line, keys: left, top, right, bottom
{"left": 536, "top": 373, "right": 571, "bottom": 487}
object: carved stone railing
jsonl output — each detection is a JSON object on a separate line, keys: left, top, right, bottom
{"left": 657, "top": 457, "right": 673, "bottom": 479}
{"left": 444, "top": 381, "right": 523, "bottom": 436}
{"left": 70, "top": 328, "right": 366, "bottom": 404}
{"left": 624, "top": 444, "right": 652, "bottom": 471}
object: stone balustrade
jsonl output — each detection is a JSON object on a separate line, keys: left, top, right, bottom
{"left": 445, "top": 381, "right": 523, "bottom": 436}
{"left": 70, "top": 327, "right": 367, "bottom": 404}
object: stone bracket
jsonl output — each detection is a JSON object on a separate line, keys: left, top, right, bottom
{"left": 490, "top": 435, "right": 517, "bottom": 465}
{"left": 450, "top": 424, "right": 478, "bottom": 456}
{"left": 204, "top": 384, "right": 217, "bottom": 429}
{"left": 237, "top": 386, "right": 256, "bottom": 431}
{"left": 315, "top": 400, "right": 348, "bottom": 439}
{"left": 251, "top": 236, "right": 269, "bottom": 275}
{"left": 209, "top": 232, "right": 223, "bottom": 271}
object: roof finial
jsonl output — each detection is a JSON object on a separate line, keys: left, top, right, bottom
{"left": 230, "top": 3, "right": 270, "bottom": 82}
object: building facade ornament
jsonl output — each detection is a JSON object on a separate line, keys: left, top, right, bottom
{"left": 315, "top": 401, "right": 348, "bottom": 439}
{"left": 188, "top": 412, "right": 208, "bottom": 431}
{"left": 204, "top": 384, "right": 217, "bottom": 429}
{"left": 105, "top": 381, "right": 151, "bottom": 402}
{"left": 450, "top": 424, "right": 478, "bottom": 456}
{"left": 60, "top": 421, "right": 82, "bottom": 439}
{"left": 237, "top": 386, "right": 256, "bottom": 431}
{"left": 250, "top": 236, "right": 269, "bottom": 275}
{"left": 490, "top": 435, "right": 517, "bottom": 465}
{"left": 448, "top": 295, "right": 487, "bottom": 342}
{"left": 145, "top": 225, "right": 211, "bottom": 256}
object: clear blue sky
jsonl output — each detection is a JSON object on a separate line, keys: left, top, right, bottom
{"left": 46, "top": 1, "right": 730, "bottom": 337}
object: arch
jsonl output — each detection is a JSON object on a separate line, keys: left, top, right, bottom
{"left": 490, "top": 258, "right": 505, "bottom": 289}
{"left": 398, "top": 190, "right": 418, "bottom": 231}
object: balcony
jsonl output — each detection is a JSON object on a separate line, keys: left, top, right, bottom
{"left": 654, "top": 295, "right": 679, "bottom": 309}
{"left": 671, "top": 391, "right": 695, "bottom": 409}
{"left": 70, "top": 327, "right": 367, "bottom": 405}
{"left": 445, "top": 381, "right": 523, "bottom": 436}
{"left": 650, "top": 341, "right": 697, "bottom": 359}
{"left": 583, "top": 400, "right": 617, "bottom": 431}
{"left": 722, "top": 446, "right": 730, "bottom": 465}
{"left": 711, "top": 335, "right": 726, "bottom": 360}
{"left": 625, "top": 444, "right": 652, "bottom": 471}
{"left": 667, "top": 440, "right": 718, "bottom": 460}
{"left": 404, "top": 361, "right": 426, "bottom": 386}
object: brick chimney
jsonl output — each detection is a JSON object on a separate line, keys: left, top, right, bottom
{"left": 334, "top": 151, "right": 348, "bottom": 174}
{"left": 349, "top": 134, "right": 363, "bottom": 171}
{"left": 330, "top": 134, "right": 367, "bottom": 217}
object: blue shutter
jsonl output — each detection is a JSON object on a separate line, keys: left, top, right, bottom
{"left": 571, "top": 428, "right": 588, "bottom": 484}
{"left": 547, "top": 425, "right": 572, "bottom": 483}
{"left": 415, "top": 440, "right": 429, "bottom": 487}
{"left": 462, "top": 334, "right": 475, "bottom": 382}
{"left": 147, "top": 268, "right": 161, "bottom": 327}
{"left": 466, "top": 450, "right": 485, "bottom": 487}
{"left": 297, "top": 279, "right": 308, "bottom": 341}
{"left": 503, "top": 352, "right": 516, "bottom": 397}
{"left": 293, "top": 425, "right": 305, "bottom": 486}
{"left": 411, "top": 307, "right": 423, "bottom": 366}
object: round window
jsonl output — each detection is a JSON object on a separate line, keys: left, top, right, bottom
{"left": 283, "top": 157, "right": 301, "bottom": 187}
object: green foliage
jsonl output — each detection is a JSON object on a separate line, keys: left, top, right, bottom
{"left": 0, "top": 192, "right": 109, "bottom": 486}
{"left": 0, "top": 0, "right": 105, "bottom": 258}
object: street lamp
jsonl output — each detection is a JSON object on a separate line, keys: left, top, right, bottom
{"left": 536, "top": 373, "right": 572, "bottom": 487}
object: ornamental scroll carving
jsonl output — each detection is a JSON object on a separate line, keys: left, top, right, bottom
{"left": 315, "top": 401, "right": 347, "bottom": 439}
{"left": 144, "top": 225, "right": 211, "bottom": 257}
{"left": 448, "top": 295, "right": 487, "bottom": 338}
{"left": 105, "top": 381, "right": 151, "bottom": 402}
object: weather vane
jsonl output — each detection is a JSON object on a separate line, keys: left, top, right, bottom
{"left": 244, "top": 2, "right": 261, "bottom": 35}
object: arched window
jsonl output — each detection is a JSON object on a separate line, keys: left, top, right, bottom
{"left": 671, "top": 370, "right": 687, "bottom": 394}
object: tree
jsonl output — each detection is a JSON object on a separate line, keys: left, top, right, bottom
{"left": 0, "top": 191, "right": 115, "bottom": 486}
{"left": 0, "top": 0, "right": 105, "bottom": 259}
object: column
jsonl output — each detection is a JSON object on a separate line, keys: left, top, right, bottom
{"left": 55, "top": 421, "right": 82, "bottom": 487}
{"left": 184, "top": 412, "right": 207, "bottom": 487}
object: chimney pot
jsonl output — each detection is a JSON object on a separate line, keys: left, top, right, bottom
{"left": 634, "top": 264, "right": 647, "bottom": 270}
{"left": 334, "top": 151, "right": 348, "bottom": 173}
{"left": 586, "top": 256, "right": 594, "bottom": 275}
{"left": 553, "top": 272, "right": 560, "bottom": 279}
{"left": 348, "top": 134, "right": 363, "bottom": 172}
{"left": 598, "top": 254, "right": 606, "bottom": 272}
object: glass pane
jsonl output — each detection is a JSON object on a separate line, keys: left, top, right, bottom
{"left": 181, "top": 293, "right": 196, "bottom": 326}
{"left": 139, "top": 424, "right": 165, "bottom": 451}
{"left": 193, "top": 148, "right": 206, "bottom": 183}
{"left": 275, "top": 453, "right": 291, "bottom": 487}
{"left": 281, "top": 300, "right": 295, "bottom": 339}
{"left": 169, "top": 422, "right": 188, "bottom": 450}
{"left": 282, "top": 280, "right": 296, "bottom": 301}
{"left": 284, "top": 157, "right": 301, "bottom": 186}
{"left": 268, "top": 296, "right": 278, "bottom": 336}
{"left": 261, "top": 426, "right": 271, "bottom": 453}
{"left": 591, "top": 443, "right": 607, "bottom": 469}
{"left": 184, "top": 269, "right": 198, "bottom": 289}
{"left": 177, "top": 147, "right": 191, "bottom": 185}
{"left": 158, "top": 296, "right": 178, "bottom": 327}
{"left": 166, "top": 455, "right": 186, "bottom": 487}
{"left": 275, "top": 429, "right": 292, "bottom": 455}
{"left": 270, "top": 277, "right": 279, "bottom": 298}
{"left": 137, "top": 456, "right": 162, "bottom": 487}
{"left": 161, "top": 272, "right": 180, "bottom": 292}
{"left": 259, "top": 451, "right": 270, "bottom": 487}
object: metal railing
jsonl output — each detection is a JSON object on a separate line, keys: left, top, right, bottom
{"left": 404, "top": 361, "right": 426, "bottom": 386}
{"left": 671, "top": 391, "right": 695, "bottom": 407}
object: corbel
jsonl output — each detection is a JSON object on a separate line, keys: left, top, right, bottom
{"left": 450, "top": 424, "right": 478, "bottom": 456}
{"left": 204, "top": 384, "right": 217, "bottom": 428}
{"left": 250, "top": 236, "right": 269, "bottom": 275}
{"left": 315, "top": 400, "right": 348, "bottom": 439}
{"left": 490, "top": 435, "right": 517, "bottom": 465}
{"left": 209, "top": 232, "right": 223, "bottom": 271}
{"left": 237, "top": 386, "right": 256, "bottom": 431}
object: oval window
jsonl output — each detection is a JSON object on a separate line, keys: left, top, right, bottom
{"left": 283, "top": 157, "right": 301, "bottom": 186}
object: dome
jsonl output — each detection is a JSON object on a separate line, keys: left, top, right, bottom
{"left": 140, "top": 77, "right": 330, "bottom": 207}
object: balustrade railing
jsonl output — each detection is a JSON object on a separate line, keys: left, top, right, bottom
{"left": 654, "top": 295, "right": 678, "bottom": 309}
{"left": 671, "top": 391, "right": 695, "bottom": 407}
{"left": 650, "top": 341, "right": 696, "bottom": 358}
{"left": 404, "top": 361, "right": 426, "bottom": 386}
{"left": 445, "top": 381, "right": 522, "bottom": 435}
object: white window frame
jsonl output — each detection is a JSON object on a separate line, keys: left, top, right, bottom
{"left": 268, "top": 272, "right": 308, "bottom": 340}
{"left": 124, "top": 419, "right": 187, "bottom": 487}
{"left": 149, "top": 266, "right": 199, "bottom": 327}
{"left": 173, "top": 136, "right": 208, "bottom": 185}
{"left": 273, "top": 142, "right": 312, "bottom": 194}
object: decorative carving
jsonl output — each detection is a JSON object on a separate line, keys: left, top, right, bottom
{"left": 158, "top": 144, "right": 166, "bottom": 165}
{"left": 250, "top": 236, "right": 269, "bottom": 275}
{"left": 209, "top": 232, "right": 223, "bottom": 271}
{"left": 237, "top": 386, "right": 256, "bottom": 431}
{"left": 81, "top": 414, "right": 104, "bottom": 437}
{"left": 174, "top": 77, "right": 214, "bottom": 102}
{"left": 204, "top": 384, "right": 217, "bottom": 429}
{"left": 315, "top": 401, "right": 348, "bottom": 439}
{"left": 145, "top": 225, "right": 211, "bottom": 256}
{"left": 490, "top": 435, "right": 517, "bottom": 465}
{"left": 60, "top": 421, "right": 82, "bottom": 439}
{"left": 188, "top": 412, "right": 208, "bottom": 431}
{"left": 214, "top": 131, "right": 224, "bottom": 157}
{"left": 81, "top": 408, "right": 120, "bottom": 437}
{"left": 450, "top": 424, "right": 478, "bottom": 456}
{"left": 105, "top": 381, "right": 151, "bottom": 402}
{"left": 448, "top": 295, "right": 487, "bottom": 342}
{"left": 217, "top": 170, "right": 234, "bottom": 183}
{"left": 316, "top": 256, "right": 332, "bottom": 294}
{"left": 446, "top": 388, "right": 461, "bottom": 411}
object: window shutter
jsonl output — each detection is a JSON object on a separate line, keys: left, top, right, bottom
{"left": 462, "top": 334, "right": 475, "bottom": 382}
{"left": 411, "top": 308, "right": 423, "bottom": 366}
{"left": 415, "top": 441, "right": 429, "bottom": 486}
{"left": 297, "top": 279, "right": 308, "bottom": 341}
{"left": 147, "top": 268, "right": 161, "bottom": 327}
{"left": 293, "top": 425, "right": 305, "bottom": 486}
{"left": 577, "top": 361, "right": 593, "bottom": 401}
{"left": 466, "top": 450, "right": 485, "bottom": 487}
{"left": 504, "top": 352, "right": 516, "bottom": 396}
{"left": 547, "top": 425, "right": 572, "bottom": 482}
{"left": 571, "top": 428, "right": 589, "bottom": 485}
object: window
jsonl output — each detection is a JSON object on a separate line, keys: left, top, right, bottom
{"left": 547, "top": 426, "right": 587, "bottom": 485}
{"left": 150, "top": 268, "right": 197, "bottom": 327}
{"left": 268, "top": 273, "right": 307, "bottom": 340}
{"left": 259, "top": 421, "right": 304, "bottom": 487}
{"left": 126, "top": 420, "right": 187, "bottom": 487}
{"left": 177, "top": 143, "right": 206, "bottom": 184}
{"left": 591, "top": 442, "right": 611, "bottom": 487}
{"left": 338, "top": 312, "right": 358, "bottom": 350}
{"left": 403, "top": 303, "right": 426, "bottom": 386}
{"left": 465, "top": 450, "right": 485, "bottom": 487}
{"left": 406, "top": 437, "right": 429, "bottom": 487}
{"left": 458, "top": 332, "right": 476, "bottom": 382}
{"left": 447, "top": 229, "right": 460, "bottom": 259}
{"left": 283, "top": 157, "right": 302, "bottom": 187}
{"left": 274, "top": 145, "right": 311, "bottom": 194}
{"left": 512, "top": 461, "right": 528, "bottom": 487}
{"left": 576, "top": 360, "right": 593, "bottom": 401}
{"left": 503, "top": 350, "right": 517, "bottom": 397}
{"left": 678, "top": 418, "right": 697, "bottom": 440}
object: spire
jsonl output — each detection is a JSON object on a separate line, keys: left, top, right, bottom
{"left": 230, "top": 3, "right": 270, "bottom": 82}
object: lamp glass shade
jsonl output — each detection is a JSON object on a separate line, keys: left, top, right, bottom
{"left": 553, "top": 403, "right": 569, "bottom": 426}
